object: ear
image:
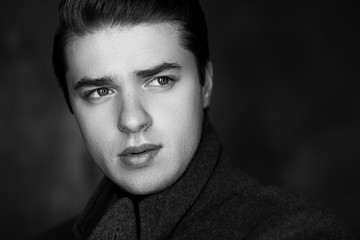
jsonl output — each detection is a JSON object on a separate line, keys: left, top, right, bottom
{"left": 202, "top": 61, "right": 213, "bottom": 108}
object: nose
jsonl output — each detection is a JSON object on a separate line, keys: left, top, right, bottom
{"left": 117, "top": 94, "right": 152, "bottom": 134}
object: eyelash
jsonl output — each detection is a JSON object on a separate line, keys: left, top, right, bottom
{"left": 82, "top": 76, "right": 176, "bottom": 101}
{"left": 146, "top": 76, "right": 176, "bottom": 87}
{"left": 84, "top": 87, "right": 115, "bottom": 100}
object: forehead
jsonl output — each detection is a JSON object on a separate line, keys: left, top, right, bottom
{"left": 65, "top": 23, "right": 195, "bottom": 81}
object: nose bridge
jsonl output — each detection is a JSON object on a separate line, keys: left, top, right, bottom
{"left": 117, "top": 89, "right": 151, "bottom": 134}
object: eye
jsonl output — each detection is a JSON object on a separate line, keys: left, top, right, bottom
{"left": 146, "top": 76, "right": 175, "bottom": 87}
{"left": 84, "top": 87, "right": 115, "bottom": 101}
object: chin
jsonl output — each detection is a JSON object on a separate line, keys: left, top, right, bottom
{"left": 120, "top": 179, "right": 170, "bottom": 196}
{"left": 112, "top": 170, "right": 181, "bottom": 196}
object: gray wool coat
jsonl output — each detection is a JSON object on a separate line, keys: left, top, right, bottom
{"left": 37, "top": 117, "right": 356, "bottom": 240}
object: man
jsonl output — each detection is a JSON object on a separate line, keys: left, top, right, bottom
{"left": 40, "top": 0, "right": 356, "bottom": 239}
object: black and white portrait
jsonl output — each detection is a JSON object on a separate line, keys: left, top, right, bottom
{"left": 1, "top": 0, "right": 359, "bottom": 239}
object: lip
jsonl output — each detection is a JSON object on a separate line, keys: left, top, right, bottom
{"left": 120, "top": 144, "right": 162, "bottom": 156}
{"left": 119, "top": 144, "right": 162, "bottom": 169}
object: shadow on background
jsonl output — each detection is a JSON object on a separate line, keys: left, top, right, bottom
{"left": 0, "top": 0, "right": 359, "bottom": 239}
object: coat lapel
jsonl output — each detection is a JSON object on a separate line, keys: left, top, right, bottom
{"left": 88, "top": 198, "right": 137, "bottom": 240}
{"left": 137, "top": 117, "right": 222, "bottom": 239}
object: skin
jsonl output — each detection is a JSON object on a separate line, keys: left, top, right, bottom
{"left": 65, "top": 23, "right": 213, "bottom": 195}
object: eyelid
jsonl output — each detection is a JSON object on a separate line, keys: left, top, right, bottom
{"left": 83, "top": 87, "right": 116, "bottom": 101}
{"left": 145, "top": 75, "right": 176, "bottom": 87}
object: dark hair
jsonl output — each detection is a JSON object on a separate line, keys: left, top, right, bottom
{"left": 52, "top": 0, "right": 210, "bottom": 112}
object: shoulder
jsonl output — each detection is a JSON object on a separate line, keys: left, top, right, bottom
{"left": 226, "top": 164, "right": 357, "bottom": 239}
{"left": 175, "top": 162, "right": 356, "bottom": 239}
{"left": 33, "top": 217, "right": 78, "bottom": 240}
{"left": 233, "top": 184, "right": 355, "bottom": 240}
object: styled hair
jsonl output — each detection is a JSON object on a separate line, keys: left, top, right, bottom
{"left": 52, "top": 0, "right": 210, "bottom": 112}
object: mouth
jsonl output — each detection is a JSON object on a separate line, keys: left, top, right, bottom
{"left": 120, "top": 144, "right": 162, "bottom": 156}
{"left": 119, "top": 144, "right": 162, "bottom": 169}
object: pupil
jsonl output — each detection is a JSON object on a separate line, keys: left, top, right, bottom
{"left": 158, "top": 77, "right": 169, "bottom": 85}
{"left": 98, "top": 88, "right": 109, "bottom": 96}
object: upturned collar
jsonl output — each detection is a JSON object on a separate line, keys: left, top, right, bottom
{"left": 74, "top": 116, "right": 222, "bottom": 240}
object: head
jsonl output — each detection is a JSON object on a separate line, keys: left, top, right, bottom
{"left": 53, "top": 0, "right": 213, "bottom": 195}
{"left": 53, "top": 0, "right": 210, "bottom": 112}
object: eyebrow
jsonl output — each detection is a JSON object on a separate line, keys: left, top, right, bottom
{"left": 73, "top": 77, "right": 114, "bottom": 91}
{"left": 135, "top": 62, "right": 182, "bottom": 79}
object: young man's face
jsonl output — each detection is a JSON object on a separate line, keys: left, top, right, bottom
{"left": 65, "top": 23, "right": 212, "bottom": 195}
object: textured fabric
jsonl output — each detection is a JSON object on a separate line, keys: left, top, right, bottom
{"left": 36, "top": 118, "right": 357, "bottom": 240}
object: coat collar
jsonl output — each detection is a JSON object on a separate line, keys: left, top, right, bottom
{"left": 74, "top": 115, "right": 222, "bottom": 239}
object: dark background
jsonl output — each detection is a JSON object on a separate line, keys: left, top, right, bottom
{"left": 1, "top": 0, "right": 359, "bottom": 239}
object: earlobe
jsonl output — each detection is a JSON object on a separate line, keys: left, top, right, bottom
{"left": 202, "top": 62, "right": 213, "bottom": 108}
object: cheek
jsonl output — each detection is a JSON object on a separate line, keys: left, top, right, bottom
{"left": 149, "top": 81, "right": 204, "bottom": 155}
{"left": 73, "top": 103, "right": 118, "bottom": 160}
